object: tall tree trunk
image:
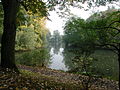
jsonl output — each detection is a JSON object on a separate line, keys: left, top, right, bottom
{"left": 118, "top": 43, "right": 120, "bottom": 89}
{"left": 0, "top": 0, "right": 19, "bottom": 71}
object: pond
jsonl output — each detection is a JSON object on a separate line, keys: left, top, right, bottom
{"left": 15, "top": 47, "right": 119, "bottom": 81}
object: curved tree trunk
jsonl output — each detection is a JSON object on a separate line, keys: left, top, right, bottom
{"left": 0, "top": 0, "right": 19, "bottom": 71}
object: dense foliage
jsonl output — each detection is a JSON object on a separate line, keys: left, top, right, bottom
{"left": 63, "top": 9, "right": 120, "bottom": 84}
{"left": 0, "top": 6, "right": 50, "bottom": 50}
{"left": 64, "top": 9, "right": 120, "bottom": 54}
{"left": 16, "top": 7, "right": 50, "bottom": 50}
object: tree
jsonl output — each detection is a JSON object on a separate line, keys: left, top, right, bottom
{"left": 0, "top": 3, "right": 3, "bottom": 43}
{"left": 86, "top": 9, "right": 120, "bottom": 82}
{"left": 64, "top": 9, "right": 120, "bottom": 61}
{"left": 50, "top": 30, "right": 62, "bottom": 54}
{"left": 16, "top": 8, "right": 50, "bottom": 50}
{"left": 64, "top": 17, "right": 95, "bottom": 52}
{"left": 85, "top": 9, "right": 120, "bottom": 61}
{"left": 0, "top": 0, "right": 47, "bottom": 71}
{"left": 63, "top": 9, "right": 120, "bottom": 85}
{"left": 0, "top": 0, "right": 20, "bottom": 71}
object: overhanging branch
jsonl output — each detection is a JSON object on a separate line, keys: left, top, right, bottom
{"left": 96, "top": 43, "right": 119, "bottom": 51}
{"left": 87, "top": 26, "right": 120, "bottom": 33}
{"left": 108, "top": 20, "right": 120, "bottom": 27}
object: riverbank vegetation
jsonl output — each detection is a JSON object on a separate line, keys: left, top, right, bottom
{"left": 63, "top": 8, "right": 120, "bottom": 81}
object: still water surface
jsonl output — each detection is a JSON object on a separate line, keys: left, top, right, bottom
{"left": 48, "top": 48, "right": 68, "bottom": 71}
{"left": 53, "top": 48, "right": 118, "bottom": 80}
{"left": 16, "top": 47, "right": 119, "bottom": 80}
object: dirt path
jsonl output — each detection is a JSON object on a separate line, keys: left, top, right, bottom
{"left": 18, "top": 65, "right": 119, "bottom": 90}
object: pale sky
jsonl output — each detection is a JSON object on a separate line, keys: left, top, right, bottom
{"left": 46, "top": 3, "right": 120, "bottom": 35}
{"left": 46, "top": 11, "right": 65, "bottom": 35}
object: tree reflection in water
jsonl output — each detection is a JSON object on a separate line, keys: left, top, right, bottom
{"left": 63, "top": 48, "right": 119, "bottom": 80}
{"left": 16, "top": 48, "right": 51, "bottom": 67}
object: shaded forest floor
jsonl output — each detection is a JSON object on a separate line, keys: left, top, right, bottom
{"left": 0, "top": 65, "right": 119, "bottom": 90}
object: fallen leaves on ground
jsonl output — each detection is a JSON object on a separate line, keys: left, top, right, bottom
{"left": 0, "top": 65, "right": 119, "bottom": 90}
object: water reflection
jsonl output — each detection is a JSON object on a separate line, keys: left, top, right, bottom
{"left": 62, "top": 48, "right": 119, "bottom": 80}
{"left": 51, "top": 41, "right": 61, "bottom": 55}
{"left": 48, "top": 48, "right": 68, "bottom": 71}
{"left": 16, "top": 48, "right": 51, "bottom": 67}
{"left": 16, "top": 46, "right": 119, "bottom": 80}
